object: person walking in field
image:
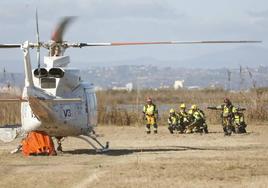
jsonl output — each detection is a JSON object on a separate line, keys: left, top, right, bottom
{"left": 143, "top": 97, "right": 159, "bottom": 134}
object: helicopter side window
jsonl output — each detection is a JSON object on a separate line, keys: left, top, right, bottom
{"left": 41, "top": 78, "right": 56, "bottom": 88}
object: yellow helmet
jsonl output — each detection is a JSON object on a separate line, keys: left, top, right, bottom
{"left": 188, "top": 109, "right": 193, "bottom": 115}
{"left": 180, "top": 103, "right": 186, "bottom": 109}
{"left": 169, "top": 108, "right": 175, "bottom": 113}
{"left": 191, "top": 104, "right": 197, "bottom": 110}
{"left": 232, "top": 107, "right": 238, "bottom": 113}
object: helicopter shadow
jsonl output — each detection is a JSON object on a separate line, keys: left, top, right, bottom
{"left": 63, "top": 145, "right": 216, "bottom": 156}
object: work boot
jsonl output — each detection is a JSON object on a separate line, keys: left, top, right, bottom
{"left": 240, "top": 127, "right": 247, "bottom": 133}
{"left": 193, "top": 127, "right": 200, "bottom": 133}
{"left": 153, "top": 124, "right": 158, "bottom": 134}
{"left": 231, "top": 126, "right": 236, "bottom": 133}
{"left": 168, "top": 126, "right": 174, "bottom": 134}
{"left": 223, "top": 127, "right": 228, "bottom": 136}
{"left": 224, "top": 129, "right": 231, "bottom": 136}
{"left": 186, "top": 129, "right": 192, "bottom": 134}
{"left": 146, "top": 124, "right": 150, "bottom": 134}
{"left": 227, "top": 126, "right": 232, "bottom": 136}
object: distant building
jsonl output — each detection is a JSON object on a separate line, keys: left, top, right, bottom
{"left": 187, "top": 86, "right": 201, "bottom": 90}
{"left": 112, "top": 83, "right": 133, "bottom": 92}
{"left": 160, "top": 85, "right": 170, "bottom": 89}
{"left": 125, "top": 83, "right": 133, "bottom": 91}
{"left": 174, "top": 80, "right": 184, "bottom": 90}
{"left": 94, "top": 86, "right": 103, "bottom": 91}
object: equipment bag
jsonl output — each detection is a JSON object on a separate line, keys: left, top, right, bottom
{"left": 22, "top": 131, "right": 56, "bottom": 156}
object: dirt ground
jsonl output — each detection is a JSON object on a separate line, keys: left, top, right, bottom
{"left": 0, "top": 124, "right": 268, "bottom": 188}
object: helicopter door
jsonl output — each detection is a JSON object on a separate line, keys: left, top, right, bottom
{"left": 85, "top": 89, "right": 97, "bottom": 126}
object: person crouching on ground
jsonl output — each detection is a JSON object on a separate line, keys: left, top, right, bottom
{"left": 168, "top": 108, "right": 179, "bottom": 134}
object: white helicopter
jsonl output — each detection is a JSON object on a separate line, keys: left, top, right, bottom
{"left": 0, "top": 13, "right": 261, "bottom": 154}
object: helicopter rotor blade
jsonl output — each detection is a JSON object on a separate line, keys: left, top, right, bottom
{"left": 0, "top": 44, "right": 21, "bottom": 48}
{"left": 51, "top": 17, "right": 75, "bottom": 43}
{"left": 76, "top": 40, "right": 262, "bottom": 47}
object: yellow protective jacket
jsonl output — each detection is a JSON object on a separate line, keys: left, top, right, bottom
{"left": 143, "top": 104, "right": 158, "bottom": 116}
{"left": 177, "top": 110, "right": 189, "bottom": 122}
{"left": 188, "top": 109, "right": 204, "bottom": 122}
{"left": 217, "top": 104, "right": 234, "bottom": 118}
{"left": 234, "top": 113, "right": 244, "bottom": 124}
{"left": 168, "top": 114, "right": 179, "bottom": 125}
{"left": 193, "top": 110, "right": 203, "bottom": 121}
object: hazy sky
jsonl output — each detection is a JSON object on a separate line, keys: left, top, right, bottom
{"left": 0, "top": 0, "right": 267, "bottom": 72}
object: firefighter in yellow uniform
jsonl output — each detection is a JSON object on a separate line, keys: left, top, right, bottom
{"left": 187, "top": 105, "right": 208, "bottom": 133}
{"left": 232, "top": 107, "right": 247, "bottom": 133}
{"left": 143, "top": 97, "right": 159, "bottom": 134}
{"left": 177, "top": 103, "right": 189, "bottom": 133}
{"left": 187, "top": 107, "right": 194, "bottom": 133}
{"left": 216, "top": 98, "right": 235, "bottom": 136}
{"left": 187, "top": 105, "right": 199, "bottom": 133}
{"left": 168, "top": 108, "right": 179, "bottom": 134}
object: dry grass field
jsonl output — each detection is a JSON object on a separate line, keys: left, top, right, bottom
{"left": 0, "top": 89, "right": 268, "bottom": 187}
{"left": 0, "top": 124, "right": 268, "bottom": 188}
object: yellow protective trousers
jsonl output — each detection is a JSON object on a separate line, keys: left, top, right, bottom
{"left": 145, "top": 115, "right": 157, "bottom": 132}
{"left": 146, "top": 115, "right": 156, "bottom": 125}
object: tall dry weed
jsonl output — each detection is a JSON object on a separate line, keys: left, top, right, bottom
{"left": 1, "top": 88, "right": 268, "bottom": 126}
{"left": 97, "top": 88, "right": 268, "bottom": 126}
{"left": 0, "top": 93, "right": 21, "bottom": 126}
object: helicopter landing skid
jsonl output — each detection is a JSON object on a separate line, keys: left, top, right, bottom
{"left": 76, "top": 135, "right": 109, "bottom": 153}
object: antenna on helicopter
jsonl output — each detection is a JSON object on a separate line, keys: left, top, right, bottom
{"left": 35, "top": 9, "right": 41, "bottom": 74}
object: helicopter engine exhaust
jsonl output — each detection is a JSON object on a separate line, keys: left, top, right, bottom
{"left": 48, "top": 68, "right": 64, "bottom": 78}
{"left": 34, "top": 68, "right": 48, "bottom": 78}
